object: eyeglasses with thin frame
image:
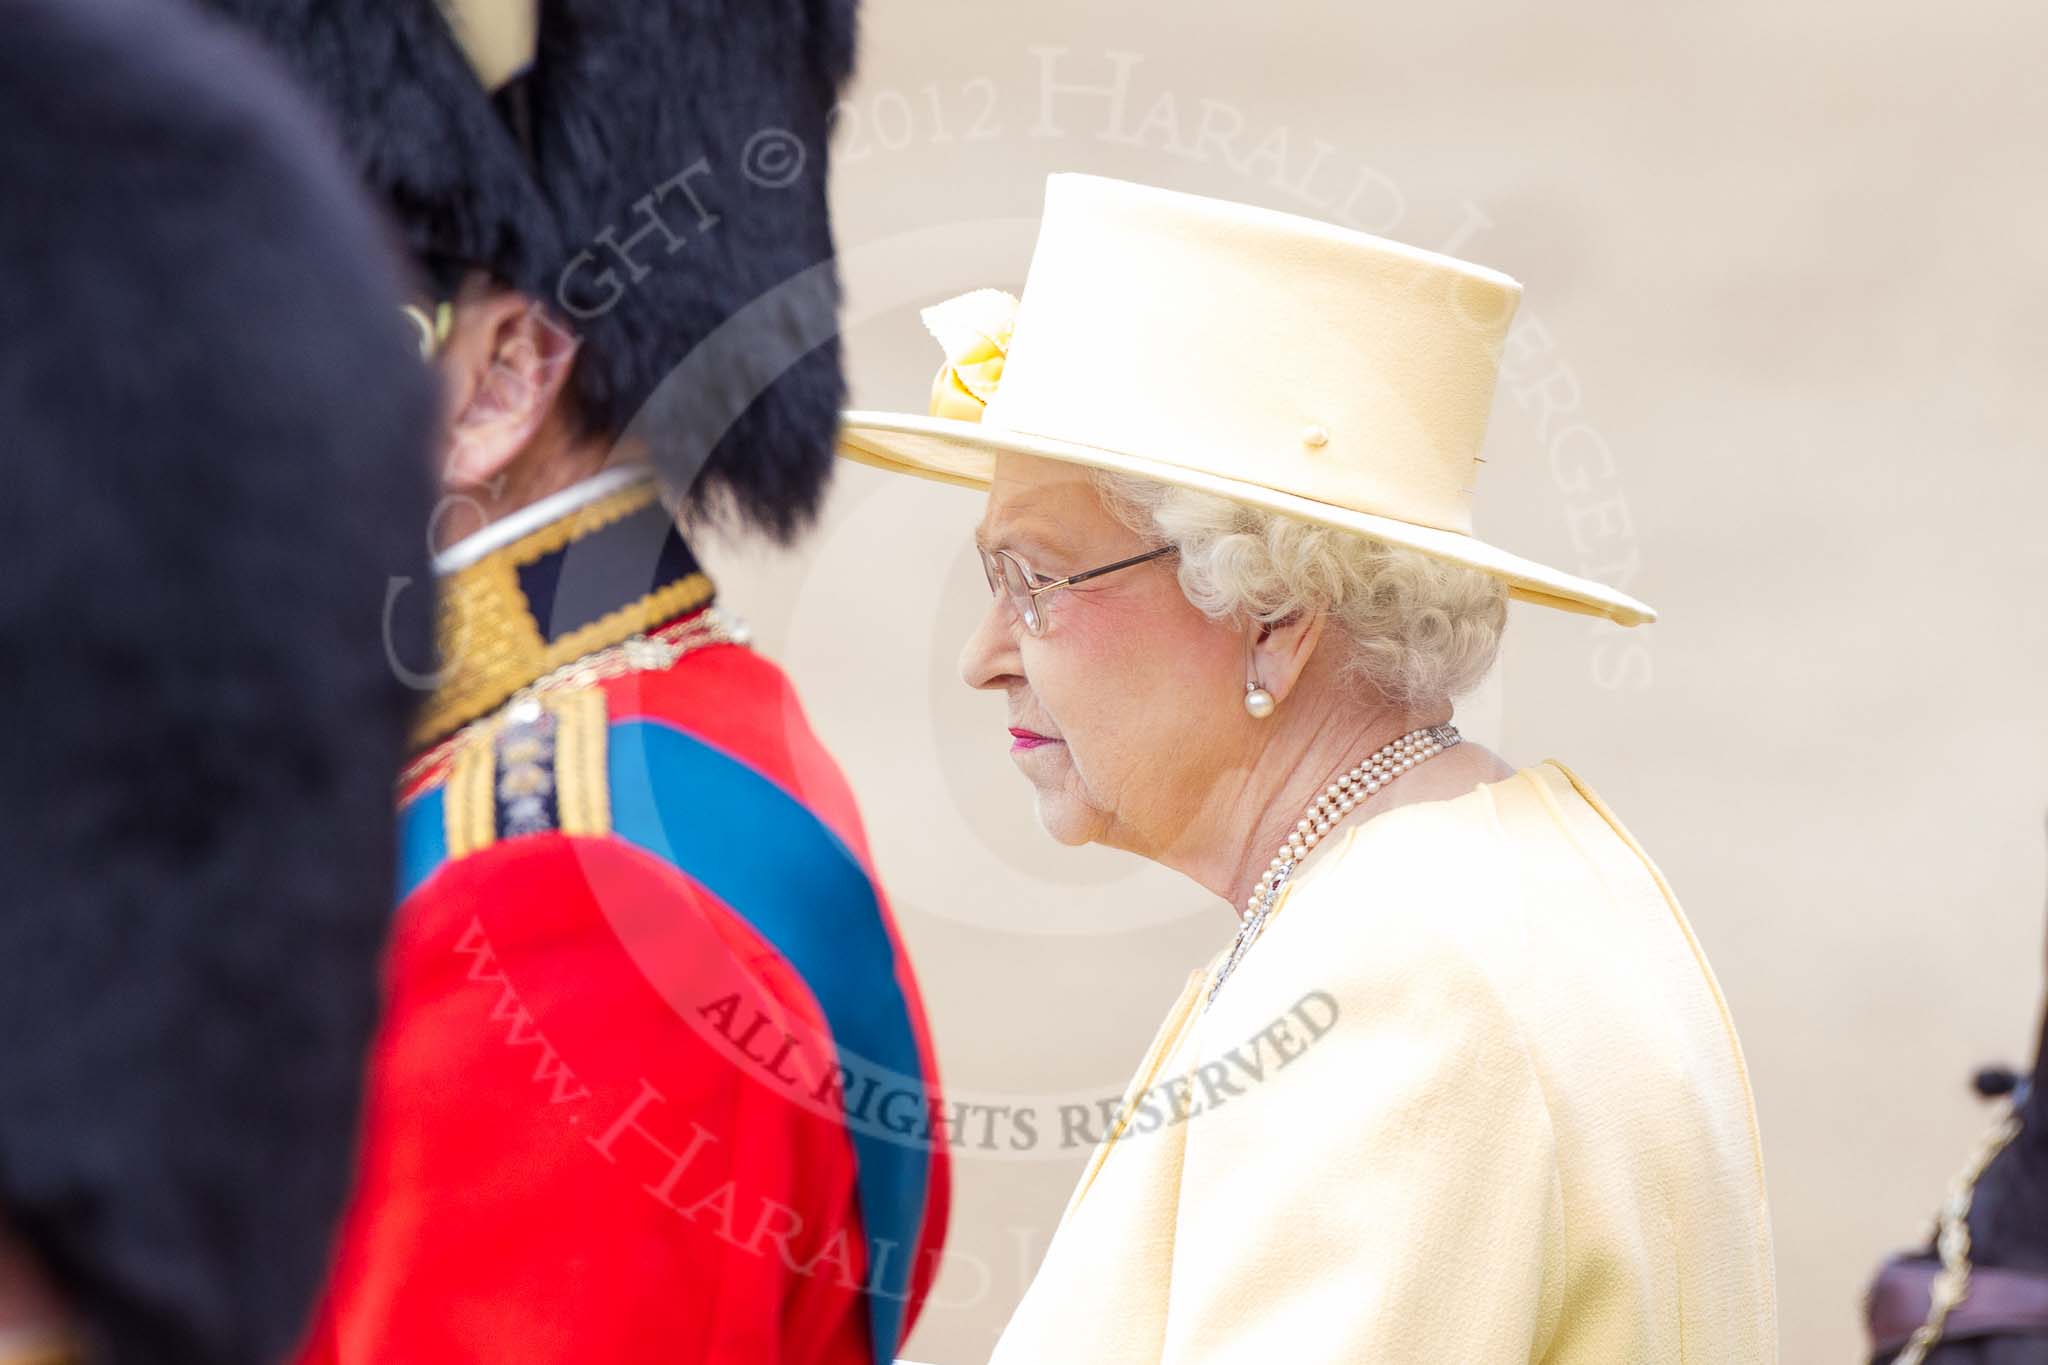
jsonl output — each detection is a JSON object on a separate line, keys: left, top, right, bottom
{"left": 977, "top": 543, "right": 1176, "bottom": 637}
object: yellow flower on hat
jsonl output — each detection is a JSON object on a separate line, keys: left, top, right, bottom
{"left": 920, "top": 288, "right": 1019, "bottom": 422}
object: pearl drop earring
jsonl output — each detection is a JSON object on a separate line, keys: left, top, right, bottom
{"left": 1243, "top": 627, "right": 1277, "bottom": 718}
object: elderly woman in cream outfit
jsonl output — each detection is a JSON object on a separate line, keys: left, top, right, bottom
{"left": 841, "top": 173, "right": 1776, "bottom": 1364}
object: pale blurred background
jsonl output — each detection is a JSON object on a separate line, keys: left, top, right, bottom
{"left": 696, "top": 2, "right": 2048, "bottom": 1360}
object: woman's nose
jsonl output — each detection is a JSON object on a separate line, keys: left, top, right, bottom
{"left": 958, "top": 594, "right": 1022, "bottom": 691}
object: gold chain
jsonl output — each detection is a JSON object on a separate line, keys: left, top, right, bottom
{"left": 399, "top": 607, "right": 747, "bottom": 792}
{"left": 1891, "top": 1103, "right": 2024, "bottom": 1365}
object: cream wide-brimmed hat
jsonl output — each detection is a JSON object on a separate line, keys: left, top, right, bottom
{"left": 836, "top": 173, "right": 1654, "bottom": 626}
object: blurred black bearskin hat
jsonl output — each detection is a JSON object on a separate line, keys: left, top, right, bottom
{"left": 0, "top": 0, "right": 437, "bottom": 1360}
{"left": 199, "top": 0, "right": 864, "bottom": 542}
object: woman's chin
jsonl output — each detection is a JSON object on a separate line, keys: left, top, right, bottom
{"left": 1030, "top": 789, "right": 1106, "bottom": 847}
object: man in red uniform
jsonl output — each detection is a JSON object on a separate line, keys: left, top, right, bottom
{"left": 196, "top": 2, "right": 950, "bottom": 1360}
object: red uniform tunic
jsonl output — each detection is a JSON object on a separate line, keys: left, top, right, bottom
{"left": 297, "top": 480, "right": 948, "bottom": 1363}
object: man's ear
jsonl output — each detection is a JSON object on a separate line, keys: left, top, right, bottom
{"left": 1251, "top": 608, "right": 1327, "bottom": 706}
{"left": 435, "top": 279, "right": 581, "bottom": 491}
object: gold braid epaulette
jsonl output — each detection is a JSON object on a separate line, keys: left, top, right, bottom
{"left": 400, "top": 606, "right": 747, "bottom": 870}
{"left": 399, "top": 606, "right": 744, "bottom": 795}
{"left": 440, "top": 686, "right": 614, "bottom": 859}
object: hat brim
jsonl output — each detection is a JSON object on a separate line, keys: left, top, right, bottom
{"left": 837, "top": 411, "right": 1656, "bottom": 627}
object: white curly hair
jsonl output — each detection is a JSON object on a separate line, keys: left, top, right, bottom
{"left": 1088, "top": 469, "right": 1508, "bottom": 709}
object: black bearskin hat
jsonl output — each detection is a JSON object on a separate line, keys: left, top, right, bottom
{"left": 0, "top": 0, "right": 437, "bottom": 1360}
{"left": 200, "top": 0, "right": 865, "bottom": 542}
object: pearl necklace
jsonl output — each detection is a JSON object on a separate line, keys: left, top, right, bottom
{"left": 1206, "top": 723, "right": 1461, "bottom": 1008}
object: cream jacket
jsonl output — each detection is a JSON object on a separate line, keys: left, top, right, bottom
{"left": 989, "top": 761, "right": 1777, "bottom": 1364}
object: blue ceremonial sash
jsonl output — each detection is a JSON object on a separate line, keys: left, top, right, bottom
{"left": 394, "top": 717, "right": 931, "bottom": 1360}
{"left": 395, "top": 786, "right": 446, "bottom": 904}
